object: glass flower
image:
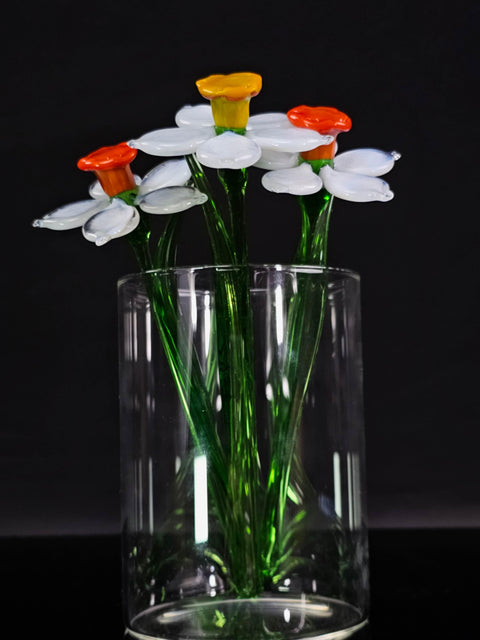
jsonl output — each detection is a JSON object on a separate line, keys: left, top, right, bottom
{"left": 128, "top": 73, "right": 333, "bottom": 170}
{"left": 32, "top": 143, "right": 207, "bottom": 245}
{"left": 262, "top": 106, "right": 400, "bottom": 202}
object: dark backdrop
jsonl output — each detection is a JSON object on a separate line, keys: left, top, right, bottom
{"left": 2, "top": 0, "right": 478, "bottom": 536}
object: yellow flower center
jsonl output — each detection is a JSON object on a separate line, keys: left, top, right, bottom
{"left": 210, "top": 97, "right": 251, "bottom": 129}
{"left": 196, "top": 72, "right": 262, "bottom": 130}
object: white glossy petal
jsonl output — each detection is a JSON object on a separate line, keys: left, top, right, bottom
{"left": 196, "top": 131, "right": 262, "bottom": 169}
{"left": 175, "top": 104, "right": 215, "bottom": 128}
{"left": 128, "top": 127, "right": 214, "bottom": 156}
{"left": 138, "top": 159, "right": 191, "bottom": 196}
{"left": 89, "top": 180, "right": 107, "bottom": 199}
{"left": 254, "top": 148, "right": 300, "bottom": 170}
{"left": 82, "top": 200, "right": 140, "bottom": 246}
{"left": 137, "top": 186, "right": 208, "bottom": 214}
{"left": 248, "top": 126, "right": 333, "bottom": 152}
{"left": 262, "top": 163, "right": 323, "bottom": 195}
{"left": 89, "top": 175, "right": 141, "bottom": 199}
{"left": 32, "top": 199, "right": 108, "bottom": 230}
{"left": 320, "top": 165, "right": 394, "bottom": 202}
{"left": 334, "top": 148, "right": 401, "bottom": 176}
{"left": 247, "top": 112, "right": 291, "bottom": 130}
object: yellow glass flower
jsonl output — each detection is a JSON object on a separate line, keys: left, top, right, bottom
{"left": 196, "top": 72, "right": 262, "bottom": 130}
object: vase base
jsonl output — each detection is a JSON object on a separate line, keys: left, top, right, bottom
{"left": 126, "top": 595, "right": 367, "bottom": 640}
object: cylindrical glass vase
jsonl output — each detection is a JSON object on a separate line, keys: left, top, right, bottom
{"left": 118, "top": 265, "right": 369, "bottom": 640}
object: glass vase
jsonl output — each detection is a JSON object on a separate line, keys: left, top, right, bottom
{"left": 118, "top": 265, "right": 369, "bottom": 639}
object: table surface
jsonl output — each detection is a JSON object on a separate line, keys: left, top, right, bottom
{"left": 3, "top": 529, "right": 477, "bottom": 638}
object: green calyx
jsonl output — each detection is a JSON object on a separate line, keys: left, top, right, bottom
{"left": 114, "top": 188, "right": 139, "bottom": 206}
{"left": 300, "top": 157, "right": 334, "bottom": 174}
{"left": 215, "top": 125, "right": 246, "bottom": 136}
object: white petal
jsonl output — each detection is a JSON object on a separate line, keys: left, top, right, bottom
{"left": 128, "top": 127, "right": 214, "bottom": 156}
{"left": 89, "top": 175, "right": 141, "bottom": 199}
{"left": 320, "top": 165, "right": 394, "bottom": 202}
{"left": 247, "top": 112, "right": 291, "bottom": 130}
{"left": 262, "top": 163, "right": 323, "bottom": 195}
{"left": 138, "top": 159, "right": 191, "bottom": 196}
{"left": 334, "top": 148, "right": 401, "bottom": 176}
{"left": 32, "top": 199, "right": 108, "bottom": 230}
{"left": 89, "top": 180, "right": 106, "bottom": 199}
{"left": 175, "top": 104, "right": 215, "bottom": 128}
{"left": 137, "top": 186, "right": 208, "bottom": 214}
{"left": 248, "top": 126, "right": 333, "bottom": 152}
{"left": 196, "top": 131, "right": 262, "bottom": 169}
{"left": 254, "top": 149, "right": 300, "bottom": 170}
{"left": 82, "top": 200, "right": 140, "bottom": 245}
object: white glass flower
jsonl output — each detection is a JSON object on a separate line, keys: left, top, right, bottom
{"left": 128, "top": 106, "right": 333, "bottom": 171}
{"left": 263, "top": 148, "right": 401, "bottom": 202}
{"left": 32, "top": 143, "right": 207, "bottom": 246}
{"left": 130, "top": 72, "right": 333, "bottom": 170}
{"left": 261, "top": 105, "right": 400, "bottom": 202}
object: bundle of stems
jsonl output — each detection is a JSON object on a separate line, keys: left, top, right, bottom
{"left": 126, "top": 156, "right": 333, "bottom": 597}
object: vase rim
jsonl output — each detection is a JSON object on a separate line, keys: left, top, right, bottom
{"left": 117, "top": 264, "right": 360, "bottom": 287}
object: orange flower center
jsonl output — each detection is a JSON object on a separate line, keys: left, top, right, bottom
{"left": 287, "top": 106, "right": 352, "bottom": 162}
{"left": 77, "top": 142, "right": 138, "bottom": 197}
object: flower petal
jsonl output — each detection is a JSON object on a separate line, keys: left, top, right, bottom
{"left": 82, "top": 200, "right": 140, "bottom": 245}
{"left": 320, "top": 165, "right": 394, "bottom": 202}
{"left": 137, "top": 159, "right": 191, "bottom": 197}
{"left": 89, "top": 175, "right": 141, "bottom": 199}
{"left": 175, "top": 104, "right": 215, "bottom": 128}
{"left": 262, "top": 163, "right": 323, "bottom": 195}
{"left": 128, "top": 127, "right": 214, "bottom": 156}
{"left": 136, "top": 186, "right": 208, "bottom": 214}
{"left": 32, "top": 199, "right": 108, "bottom": 230}
{"left": 248, "top": 126, "right": 333, "bottom": 152}
{"left": 247, "top": 112, "right": 291, "bottom": 130}
{"left": 334, "top": 148, "right": 401, "bottom": 176}
{"left": 254, "top": 148, "right": 300, "bottom": 170}
{"left": 196, "top": 131, "right": 262, "bottom": 169}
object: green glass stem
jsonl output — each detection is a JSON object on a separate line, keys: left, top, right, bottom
{"left": 127, "top": 212, "right": 233, "bottom": 568}
{"left": 155, "top": 213, "right": 182, "bottom": 269}
{"left": 215, "top": 167, "right": 261, "bottom": 595}
{"left": 294, "top": 189, "right": 333, "bottom": 267}
{"left": 185, "top": 155, "right": 234, "bottom": 265}
{"left": 263, "top": 190, "right": 334, "bottom": 581}
{"left": 183, "top": 157, "right": 262, "bottom": 595}
{"left": 217, "top": 168, "right": 248, "bottom": 266}
{"left": 262, "top": 273, "right": 327, "bottom": 582}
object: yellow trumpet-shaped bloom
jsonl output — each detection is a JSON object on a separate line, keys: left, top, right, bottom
{"left": 196, "top": 72, "right": 262, "bottom": 130}
{"left": 196, "top": 72, "right": 262, "bottom": 101}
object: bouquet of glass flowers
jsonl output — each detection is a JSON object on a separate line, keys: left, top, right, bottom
{"left": 34, "top": 72, "right": 399, "bottom": 633}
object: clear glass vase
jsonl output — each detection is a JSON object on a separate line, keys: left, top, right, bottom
{"left": 118, "top": 265, "right": 369, "bottom": 639}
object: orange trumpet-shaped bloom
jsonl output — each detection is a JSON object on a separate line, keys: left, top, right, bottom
{"left": 287, "top": 106, "right": 352, "bottom": 161}
{"left": 77, "top": 142, "right": 138, "bottom": 197}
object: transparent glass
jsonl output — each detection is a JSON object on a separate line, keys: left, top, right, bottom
{"left": 118, "top": 265, "right": 369, "bottom": 639}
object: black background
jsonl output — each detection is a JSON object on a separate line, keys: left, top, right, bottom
{"left": 2, "top": 0, "right": 479, "bottom": 538}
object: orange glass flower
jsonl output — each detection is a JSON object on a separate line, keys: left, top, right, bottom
{"left": 77, "top": 142, "right": 138, "bottom": 197}
{"left": 287, "top": 106, "right": 352, "bottom": 161}
{"left": 196, "top": 72, "right": 262, "bottom": 130}
{"left": 196, "top": 72, "right": 262, "bottom": 102}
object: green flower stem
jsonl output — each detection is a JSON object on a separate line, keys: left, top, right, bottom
{"left": 185, "top": 155, "right": 234, "bottom": 265}
{"left": 155, "top": 213, "right": 182, "bottom": 269}
{"left": 294, "top": 189, "right": 333, "bottom": 267}
{"left": 126, "top": 207, "right": 233, "bottom": 567}
{"left": 185, "top": 156, "right": 262, "bottom": 595}
{"left": 263, "top": 189, "right": 333, "bottom": 581}
{"left": 215, "top": 167, "right": 262, "bottom": 595}
{"left": 263, "top": 273, "right": 327, "bottom": 581}
{"left": 218, "top": 168, "right": 248, "bottom": 266}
